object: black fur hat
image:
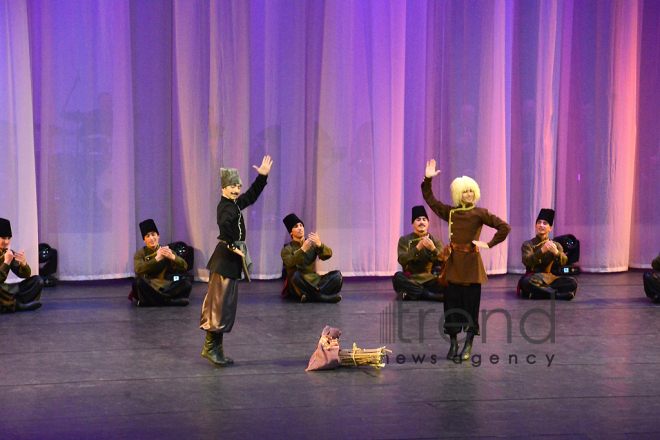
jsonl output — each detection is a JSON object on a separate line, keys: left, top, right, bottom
{"left": 536, "top": 209, "right": 555, "bottom": 227}
{"left": 283, "top": 213, "right": 304, "bottom": 233}
{"left": 139, "top": 219, "right": 159, "bottom": 238}
{"left": 411, "top": 206, "right": 428, "bottom": 223}
{"left": 0, "top": 218, "right": 11, "bottom": 238}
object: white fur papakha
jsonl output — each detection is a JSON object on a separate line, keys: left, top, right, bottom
{"left": 450, "top": 176, "right": 481, "bottom": 207}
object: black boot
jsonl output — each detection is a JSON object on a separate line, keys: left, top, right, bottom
{"left": 214, "top": 333, "right": 233, "bottom": 365}
{"left": 446, "top": 335, "right": 459, "bottom": 360}
{"left": 555, "top": 291, "right": 575, "bottom": 301}
{"left": 459, "top": 333, "right": 474, "bottom": 361}
{"left": 422, "top": 290, "right": 444, "bottom": 302}
{"left": 15, "top": 301, "right": 42, "bottom": 312}
{"left": 201, "top": 332, "right": 223, "bottom": 365}
{"left": 167, "top": 298, "right": 189, "bottom": 307}
{"left": 319, "top": 294, "right": 342, "bottom": 303}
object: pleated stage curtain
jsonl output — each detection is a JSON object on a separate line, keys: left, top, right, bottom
{"left": 1, "top": 0, "right": 657, "bottom": 280}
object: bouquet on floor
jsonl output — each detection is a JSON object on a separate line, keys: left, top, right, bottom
{"left": 306, "top": 325, "right": 391, "bottom": 371}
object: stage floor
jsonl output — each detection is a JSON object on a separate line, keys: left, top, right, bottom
{"left": 2, "top": 272, "right": 660, "bottom": 439}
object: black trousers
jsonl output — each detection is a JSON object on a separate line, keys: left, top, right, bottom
{"left": 0, "top": 276, "right": 44, "bottom": 313}
{"left": 392, "top": 272, "right": 445, "bottom": 300}
{"left": 518, "top": 275, "right": 577, "bottom": 300}
{"left": 286, "top": 271, "right": 343, "bottom": 301}
{"left": 443, "top": 282, "right": 481, "bottom": 335}
{"left": 643, "top": 271, "right": 660, "bottom": 301}
{"left": 132, "top": 277, "right": 192, "bottom": 307}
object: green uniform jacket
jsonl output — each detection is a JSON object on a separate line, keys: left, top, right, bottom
{"left": 397, "top": 232, "right": 443, "bottom": 284}
{"left": 134, "top": 246, "right": 188, "bottom": 290}
{"left": 281, "top": 240, "right": 333, "bottom": 286}
{"left": 0, "top": 249, "right": 31, "bottom": 285}
{"left": 521, "top": 236, "right": 568, "bottom": 285}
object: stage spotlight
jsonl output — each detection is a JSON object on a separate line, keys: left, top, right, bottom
{"left": 551, "top": 234, "right": 580, "bottom": 275}
{"left": 165, "top": 241, "right": 195, "bottom": 283}
{"left": 38, "top": 243, "right": 59, "bottom": 287}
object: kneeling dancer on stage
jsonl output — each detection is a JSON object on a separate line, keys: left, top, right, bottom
{"left": 132, "top": 219, "right": 192, "bottom": 307}
{"left": 201, "top": 156, "right": 272, "bottom": 366}
{"left": 422, "top": 160, "right": 510, "bottom": 361}
{"left": 281, "top": 213, "right": 342, "bottom": 303}
{"left": 0, "top": 218, "right": 44, "bottom": 313}
{"left": 518, "top": 209, "right": 577, "bottom": 301}
{"left": 392, "top": 205, "right": 445, "bottom": 301}
{"left": 643, "top": 252, "right": 660, "bottom": 303}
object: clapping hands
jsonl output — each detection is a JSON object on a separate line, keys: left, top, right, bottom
{"left": 156, "top": 246, "right": 176, "bottom": 261}
{"left": 416, "top": 236, "right": 436, "bottom": 252}
{"left": 301, "top": 232, "right": 321, "bottom": 252}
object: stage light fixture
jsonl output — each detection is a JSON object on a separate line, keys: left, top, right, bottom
{"left": 165, "top": 241, "right": 195, "bottom": 283}
{"left": 551, "top": 234, "right": 580, "bottom": 275}
{"left": 38, "top": 243, "right": 59, "bottom": 287}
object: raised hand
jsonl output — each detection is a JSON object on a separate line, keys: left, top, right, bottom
{"left": 253, "top": 155, "right": 273, "bottom": 175}
{"left": 472, "top": 240, "right": 489, "bottom": 249}
{"left": 425, "top": 159, "right": 441, "bottom": 178}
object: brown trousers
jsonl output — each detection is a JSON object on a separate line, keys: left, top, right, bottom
{"left": 200, "top": 273, "right": 239, "bottom": 333}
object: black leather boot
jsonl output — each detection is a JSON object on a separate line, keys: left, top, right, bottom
{"left": 319, "top": 294, "right": 342, "bottom": 303}
{"left": 446, "top": 335, "right": 459, "bottom": 360}
{"left": 555, "top": 291, "right": 575, "bottom": 301}
{"left": 15, "top": 301, "right": 42, "bottom": 312}
{"left": 214, "top": 333, "right": 233, "bottom": 365}
{"left": 167, "top": 298, "right": 189, "bottom": 307}
{"left": 422, "top": 290, "right": 444, "bottom": 302}
{"left": 460, "top": 333, "right": 474, "bottom": 361}
{"left": 201, "top": 332, "right": 223, "bottom": 365}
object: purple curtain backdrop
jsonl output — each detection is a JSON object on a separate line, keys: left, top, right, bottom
{"left": 0, "top": 0, "right": 657, "bottom": 280}
{"left": 0, "top": 0, "right": 39, "bottom": 280}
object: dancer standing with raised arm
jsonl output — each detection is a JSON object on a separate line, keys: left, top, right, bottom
{"left": 422, "top": 160, "right": 510, "bottom": 361}
{"left": 200, "top": 156, "right": 272, "bottom": 366}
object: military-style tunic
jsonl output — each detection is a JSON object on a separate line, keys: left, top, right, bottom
{"left": 201, "top": 173, "right": 268, "bottom": 333}
{"left": 0, "top": 248, "right": 43, "bottom": 312}
{"left": 134, "top": 245, "right": 188, "bottom": 290}
{"left": 0, "top": 249, "right": 31, "bottom": 283}
{"left": 519, "top": 235, "right": 577, "bottom": 300}
{"left": 281, "top": 240, "right": 333, "bottom": 286}
{"left": 421, "top": 177, "right": 510, "bottom": 284}
{"left": 280, "top": 240, "right": 342, "bottom": 301}
{"left": 396, "top": 232, "right": 443, "bottom": 284}
{"left": 521, "top": 236, "right": 568, "bottom": 284}
{"left": 206, "top": 174, "right": 268, "bottom": 279}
